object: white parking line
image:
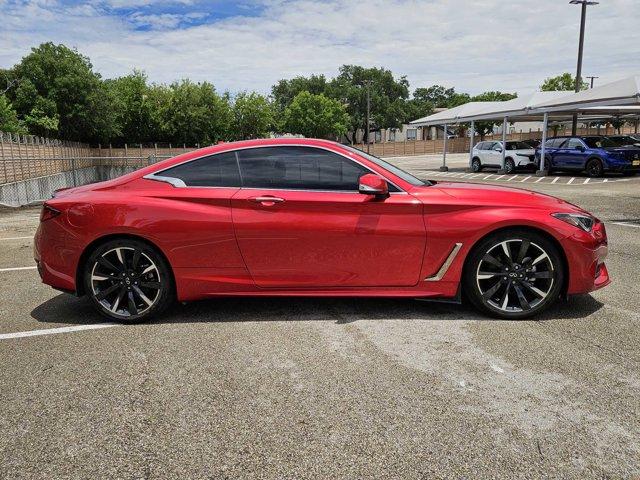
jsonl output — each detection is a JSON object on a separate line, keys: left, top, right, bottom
{"left": 483, "top": 174, "right": 493, "bottom": 180}
{"left": 567, "top": 177, "right": 575, "bottom": 185}
{"left": 0, "top": 236, "right": 32, "bottom": 241}
{"left": 551, "top": 177, "right": 560, "bottom": 184}
{"left": 534, "top": 176, "right": 544, "bottom": 183}
{"left": 0, "top": 323, "right": 119, "bottom": 340}
{"left": 520, "top": 176, "right": 531, "bottom": 183}
{"left": 506, "top": 175, "right": 517, "bottom": 181}
{"left": 583, "top": 178, "right": 590, "bottom": 184}
{"left": 0, "top": 266, "right": 37, "bottom": 272}
{"left": 612, "top": 221, "right": 640, "bottom": 229}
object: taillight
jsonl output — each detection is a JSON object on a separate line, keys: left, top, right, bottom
{"left": 40, "top": 205, "right": 61, "bottom": 222}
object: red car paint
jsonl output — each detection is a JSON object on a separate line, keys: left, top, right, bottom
{"left": 34, "top": 138, "right": 609, "bottom": 302}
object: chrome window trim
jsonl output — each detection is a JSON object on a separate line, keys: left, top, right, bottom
{"left": 143, "top": 144, "right": 408, "bottom": 194}
{"left": 424, "top": 243, "right": 463, "bottom": 282}
{"left": 143, "top": 174, "right": 187, "bottom": 188}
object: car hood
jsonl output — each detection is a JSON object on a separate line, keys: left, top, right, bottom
{"left": 413, "top": 181, "right": 585, "bottom": 212}
{"left": 603, "top": 146, "right": 640, "bottom": 153}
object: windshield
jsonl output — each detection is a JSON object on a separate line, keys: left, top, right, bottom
{"left": 506, "top": 141, "right": 533, "bottom": 150}
{"left": 583, "top": 136, "right": 618, "bottom": 148}
{"left": 342, "top": 145, "right": 427, "bottom": 186}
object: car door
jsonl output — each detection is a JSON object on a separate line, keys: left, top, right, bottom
{"left": 543, "top": 138, "right": 561, "bottom": 170}
{"left": 555, "top": 137, "right": 588, "bottom": 170}
{"left": 485, "top": 142, "right": 502, "bottom": 167}
{"left": 230, "top": 146, "right": 426, "bottom": 288}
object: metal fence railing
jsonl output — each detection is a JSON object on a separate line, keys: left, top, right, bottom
{"left": 0, "top": 155, "right": 172, "bottom": 207}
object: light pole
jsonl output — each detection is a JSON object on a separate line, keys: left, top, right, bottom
{"left": 570, "top": 0, "right": 599, "bottom": 135}
{"left": 586, "top": 75, "right": 599, "bottom": 88}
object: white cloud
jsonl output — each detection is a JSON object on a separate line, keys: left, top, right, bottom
{"left": 0, "top": 0, "right": 638, "bottom": 96}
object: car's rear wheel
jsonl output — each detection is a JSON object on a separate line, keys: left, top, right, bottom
{"left": 585, "top": 158, "right": 604, "bottom": 177}
{"left": 84, "top": 239, "right": 173, "bottom": 323}
{"left": 504, "top": 158, "right": 516, "bottom": 174}
{"left": 471, "top": 157, "right": 482, "bottom": 172}
{"left": 463, "top": 230, "right": 564, "bottom": 319}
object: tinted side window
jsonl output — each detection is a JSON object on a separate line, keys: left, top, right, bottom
{"left": 161, "top": 152, "right": 240, "bottom": 187}
{"left": 564, "top": 138, "right": 584, "bottom": 149}
{"left": 553, "top": 138, "right": 567, "bottom": 148}
{"left": 544, "top": 139, "right": 556, "bottom": 148}
{"left": 237, "top": 146, "right": 371, "bottom": 191}
{"left": 475, "top": 142, "right": 485, "bottom": 150}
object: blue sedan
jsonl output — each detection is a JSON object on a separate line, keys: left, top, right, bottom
{"left": 536, "top": 136, "right": 640, "bottom": 177}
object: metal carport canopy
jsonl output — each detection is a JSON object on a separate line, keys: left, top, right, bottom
{"left": 408, "top": 75, "right": 640, "bottom": 174}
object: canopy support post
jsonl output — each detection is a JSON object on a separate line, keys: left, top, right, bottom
{"left": 497, "top": 116, "right": 508, "bottom": 174}
{"left": 467, "top": 120, "right": 475, "bottom": 172}
{"left": 439, "top": 124, "right": 448, "bottom": 172}
{"left": 536, "top": 112, "right": 549, "bottom": 176}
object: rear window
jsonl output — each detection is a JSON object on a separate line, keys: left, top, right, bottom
{"left": 160, "top": 152, "right": 241, "bottom": 187}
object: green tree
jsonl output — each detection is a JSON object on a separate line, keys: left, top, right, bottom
{"left": 161, "top": 80, "right": 231, "bottom": 145}
{"left": 106, "top": 70, "right": 158, "bottom": 144}
{"left": 541, "top": 73, "right": 588, "bottom": 91}
{"left": 327, "top": 65, "right": 410, "bottom": 143}
{"left": 271, "top": 75, "right": 328, "bottom": 113}
{"left": 412, "top": 85, "right": 470, "bottom": 109}
{"left": 0, "top": 95, "right": 24, "bottom": 133}
{"left": 22, "top": 96, "right": 59, "bottom": 136}
{"left": 8, "top": 42, "right": 118, "bottom": 142}
{"left": 470, "top": 91, "right": 517, "bottom": 139}
{"left": 283, "top": 91, "right": 350, "bottom": 139}
{"left": 231, "top": 92, "right": 274, "bottom": 140}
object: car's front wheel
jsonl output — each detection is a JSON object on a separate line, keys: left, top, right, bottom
{"left": 471, "top": 157, "right": 482, "bottom": 172}
{"left": 84, "top": 239, "right": 174, "bottom": 323}
{"left": 463, "top": 230, "right": 564, "bottom": 319}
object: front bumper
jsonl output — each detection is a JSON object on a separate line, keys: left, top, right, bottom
{"left": 563, "top": 233, "right": 610, "bottom": 295}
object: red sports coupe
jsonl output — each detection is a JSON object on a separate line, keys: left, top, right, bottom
{"left": 34, "top": 138, "right": 610, "bottom": 322}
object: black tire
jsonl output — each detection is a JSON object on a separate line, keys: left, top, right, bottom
{"left": 585, "top": 158, "right": 604, "bottom": 178}
{"left": 504, "top": 158, "right": 516, "bottom": 174}
{"left": 471, "top": 157, "right": 482, "bottom": 172}
{"left": 462, "top": 229, "right": 565, "bottom": 320}
{"left": 83, "top": 239, "right": 174, "bottom": 323}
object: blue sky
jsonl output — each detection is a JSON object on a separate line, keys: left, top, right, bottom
{"left": 1, "top": 0, "right": 639, "bottom": 96}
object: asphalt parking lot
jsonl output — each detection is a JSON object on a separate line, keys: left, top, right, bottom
{"left": 1, "top": 159, "right": 639, "bottom": 478}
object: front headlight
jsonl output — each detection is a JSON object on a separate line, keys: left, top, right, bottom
{"left": 551, "top": 212, "right": 595, "bottom": 232}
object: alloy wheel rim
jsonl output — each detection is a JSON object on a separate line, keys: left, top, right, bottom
{"left": 476, "top": 239, "right": 554, "bottom": 313}
{"left": 90, "top": 247, "right": 161, "bottom": 317}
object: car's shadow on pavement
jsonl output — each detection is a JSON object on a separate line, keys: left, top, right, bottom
{"left": 31, "top": 293, "right": 605, "bottom": 326}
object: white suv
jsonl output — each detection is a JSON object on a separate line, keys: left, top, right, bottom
{"left": 471, "top": 141, "right": 536, "bottom": 173}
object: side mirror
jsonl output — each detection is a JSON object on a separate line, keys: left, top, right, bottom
{"left": 358, "top": 173, "right": 389, "bottom": 198}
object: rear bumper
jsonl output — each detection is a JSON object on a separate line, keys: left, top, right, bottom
{"left": 34, "top": 220, "right": 79, "bottom": 293}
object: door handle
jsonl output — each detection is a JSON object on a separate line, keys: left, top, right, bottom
{"left": 250, "top": 196, "right": 285, "bottom": 205}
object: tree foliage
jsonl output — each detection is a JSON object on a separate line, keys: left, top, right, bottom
{"left": 230, "top": 92, "right": 274, "bottom": 140}
{"left": 283, "top": 91, "right": 350, "bottom": 139}
{"left": 0, "top": 95, "right": 24, "bottom": 134}
{"left": 7, "top": 43, "right": 118, "bottom": 142}
{"left": 271, "top": 75, "right": 328, "bottom": 114}
{"left": 541, "top": 73, "right": 588, "bottom": 92}
{"left": 3, "top": 42, "right": 588, "bottom": 145}
{"left": 327, "top": 65, "right": 410, "bottom": 142}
